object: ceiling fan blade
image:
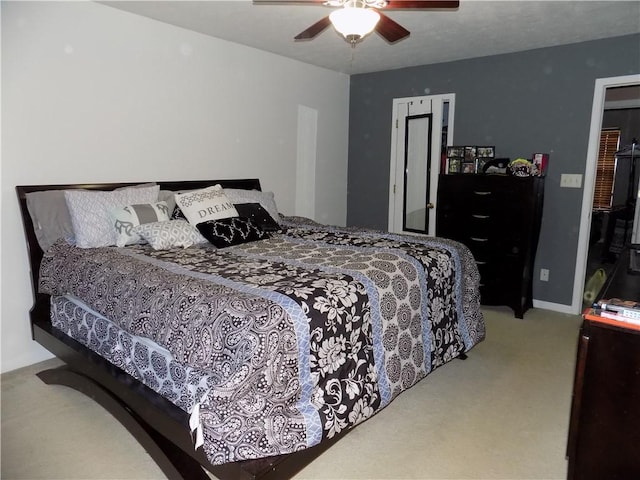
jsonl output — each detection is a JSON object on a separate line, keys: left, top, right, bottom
{"left": 375, "top": 11, "right": 410, "bottom": 43}
{"left": 385, "top": 0, "right": 459, "bottom": 8}
{"left": 294, "top": 16, "right": 332, "bottom": 40}
{"left": 253, "top": 0, "right": 325, "bottom": 4}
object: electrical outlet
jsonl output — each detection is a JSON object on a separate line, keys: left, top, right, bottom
{"left": 560, "top": 174, "right": 583, "bottom": 188}
{"left": 540, "top": 268, "right": 549, "bottom": 282}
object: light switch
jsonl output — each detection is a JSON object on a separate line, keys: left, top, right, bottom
{"left": 560, "top": 174, "right": 582, "bottom": 188}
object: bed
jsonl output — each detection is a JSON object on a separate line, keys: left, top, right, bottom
{"left": 16, "top": 178, "right": 485, "bottom": 480}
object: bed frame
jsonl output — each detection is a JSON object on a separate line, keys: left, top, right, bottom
{"left": 16, "top": 179, "right": 347, "bottom": 480}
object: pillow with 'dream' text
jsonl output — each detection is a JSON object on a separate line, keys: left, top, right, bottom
{"left": 174, "top": 185, "right": 238, "bottom": 226}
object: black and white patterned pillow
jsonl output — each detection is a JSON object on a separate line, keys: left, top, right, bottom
{"left": 234, "top": 203, "right": 281, "bottom": 232}
{"left": 171, "top": 204, "right": 187, "bottom": 221}
{"left": 196, "top": 217, "right": 270, "bottom": 248}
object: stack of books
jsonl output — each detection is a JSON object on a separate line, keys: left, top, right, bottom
{"left": 595, "top": 298, "right": 640, "bottom": 326}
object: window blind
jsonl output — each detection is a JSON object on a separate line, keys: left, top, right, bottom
{"left": 593, "top": 129, "right": 620, "bottom": 210}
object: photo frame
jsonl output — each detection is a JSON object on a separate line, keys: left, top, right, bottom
{"left": 477, "top": 146, "right": 495, "bottom": 158}
{"left": 447, "top": 146, "right": 464, "bottom": 158}
{"left": 462, "top": 161, "right": 476, "bottom": 174}
{"left": 464, "top": 146, "right": 477, "bottom": 161}
{"left": 532, "top": 153, "right": 549, "bottom": 176}
{"left": 445, "top": 145, "right": 497, "bottom": 174}
{"left": 448, "top": 158, "right": 461, "bottom": 174}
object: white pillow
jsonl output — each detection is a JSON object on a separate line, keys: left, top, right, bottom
{"left": 133, "top": 220, "right": 208, "bottom": 250}
{"left": 111, "top": 201, "right": 170, "bottom": 247}
{"left": 224, "top": 188, "right": 281, "bottom": 222}
{"left": 174, "top": 185, "right": 238, "bottom": 226}
{"left": 65, "top": 185, "right": 160, "bottom": 248}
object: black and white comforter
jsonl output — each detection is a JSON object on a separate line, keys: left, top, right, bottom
{"left": 39, "top": 218, "right": 485, "bottom": 465}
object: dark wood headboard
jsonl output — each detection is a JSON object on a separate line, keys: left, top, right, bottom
{"left": 16, "top": 179, "right": 261, "bottom": 325}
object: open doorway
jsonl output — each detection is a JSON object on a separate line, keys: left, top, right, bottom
{"left": 574, "top": 75, "right": 640, "bottom": 312}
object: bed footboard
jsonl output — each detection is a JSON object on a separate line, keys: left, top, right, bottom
{"left": 37, "top": 365, "right": 211, "bottom": 480}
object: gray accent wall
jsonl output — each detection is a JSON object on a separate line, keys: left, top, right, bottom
{"left": 347, "top": 34, "right": 640, "bottom": 307}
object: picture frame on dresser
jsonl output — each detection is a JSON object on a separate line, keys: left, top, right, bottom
{"left": 477, "top": 146, "right": 495, "bottom": 158}
{"left": 462, "top": 162, "right": 475, "bottom": 174}
{"left": 447, "top": 146, "right": 464, "bottom": 158}
{"left": 448, "top": 158, "right": 462, "bottom": 174}
{"left": 464, "top": 146, "right": 477, "bottom": 161}
{"left": 445, "top": 145, "right": 496, "bottom": 175}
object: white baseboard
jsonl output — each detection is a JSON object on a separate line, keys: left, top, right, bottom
{"left": 533, "top": 299, "right": 579, "bottom": 315}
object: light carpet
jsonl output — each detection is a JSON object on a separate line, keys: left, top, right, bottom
{"left": 1, "top": 306, "right": 582, "bottom": 480}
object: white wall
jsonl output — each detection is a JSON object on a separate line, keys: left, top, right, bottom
{"left": 1, "top": 1, "right": 350, "bottom": 373}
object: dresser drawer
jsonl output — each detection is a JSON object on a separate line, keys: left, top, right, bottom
{"left": 438, "top": 210, "right": 525, "bottom": 244}
{"left": 467, "top": 233, "right": 526, "bottom": 256}
{"left": 476, "top": 254, "right": 524, "bottom": 281}
{"left": 478, "top": 256, "right": 526, "bottom": 304}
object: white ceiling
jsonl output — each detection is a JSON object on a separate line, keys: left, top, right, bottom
{"left": 101, "top": 0, "right": 640, "bottom": 75}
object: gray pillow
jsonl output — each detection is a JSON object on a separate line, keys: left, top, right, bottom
{"left": 26, "top": 190, "right": 75, "bottom": 251}
{"left": 158, "top": 190, "right": 176, "bottom": 214}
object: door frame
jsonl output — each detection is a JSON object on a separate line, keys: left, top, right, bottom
{"left": 388, "top": 93, "right": 455, "bottom": 234}
{"left": 572, "top": 74, "right": 640, "bottom": 313}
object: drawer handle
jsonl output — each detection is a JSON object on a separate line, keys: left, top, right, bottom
{"left": 470, "top": 237, "right": 489, "bottom": 242}
{"left": 472, "top": 214, "right": 490, "bottom": 219}
{"left": 473, "top": 191, "right": 492, "bottom": 196}
{"left": 476, "top": 261, "right": 487, "bottom": 265}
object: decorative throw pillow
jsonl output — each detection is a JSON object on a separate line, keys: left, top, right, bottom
{"left": 158, "top": 190, "right": 177, "bottom": 214}
{"left": 133, "top": 220, "right": 208, "bottom": 250}
{"left": 196, "top": 217, "right": 270, "bottom": 248}
{"left": 171, "top": 205, "right": 187, "bottom": 221}
{"left": 64, "top": 185, "right": 160, "bottom": 248}
{"left": 174, "top": 185, "right": 238, "bottom": 226}
{"left": 26, "top": 189, "right": 76, "bottom": 251}
{"left": 234, "top": 203, "right": 281, "bottom": 232}
{"left": 111, "top": 201, "right": 170, "bottom": 247}
{"left": 224, "top": 188, "right": 281, "bottom": 223}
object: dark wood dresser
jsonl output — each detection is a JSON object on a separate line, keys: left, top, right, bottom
{"left": 436, "top": 174, "right": 544, "bottom": 318}
{"left": 566, "top": 314, "right": 640, "bottom": 479}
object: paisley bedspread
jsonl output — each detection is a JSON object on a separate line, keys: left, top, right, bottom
{"left": 39, "top": 218, "right": 485, "bottom": 465}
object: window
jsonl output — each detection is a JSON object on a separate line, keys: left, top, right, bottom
{"left": 592, "top": 129, "right": 620, "bottom": 210}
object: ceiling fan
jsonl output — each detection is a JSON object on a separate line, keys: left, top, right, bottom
{"left": 253, "top": 0, "right": 460, "bottom": 46}
{"left": 253, "top": 0, "right": 460, "bottom": 45}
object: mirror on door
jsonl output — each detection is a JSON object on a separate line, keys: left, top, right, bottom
{"left": 404, "top": 114, "right": 432, "bottom": 233}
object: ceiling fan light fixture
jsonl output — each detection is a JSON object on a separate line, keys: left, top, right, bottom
{"left": 329, "top": 6, "right": 380, "bottom": 43}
